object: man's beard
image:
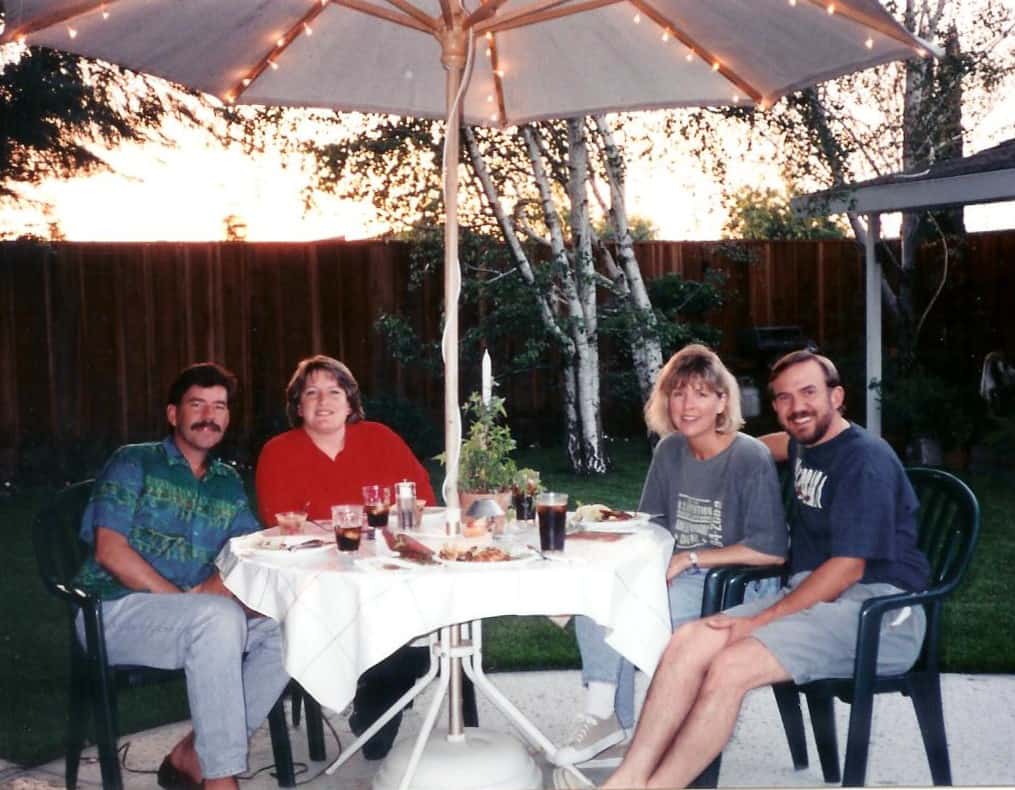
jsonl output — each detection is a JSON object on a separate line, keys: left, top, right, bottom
{"left": 785, "top": 407, "right": 836, "bottom": 446}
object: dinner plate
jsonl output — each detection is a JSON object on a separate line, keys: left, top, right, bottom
{"left": 435, "top": 545, "right": 539, "bottom": 568}
{"left": 234, "top": 533, "right": 336, "bottom": 560}
{"left": 568, "top": 511, "right": 654, "bottom": 532}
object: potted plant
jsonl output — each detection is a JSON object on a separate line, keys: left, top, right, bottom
{"left": 444, "top": 392, "right": 518, "bottom": 518}
{"left": 874, "top": 369, "right": 974, "bottom": 467}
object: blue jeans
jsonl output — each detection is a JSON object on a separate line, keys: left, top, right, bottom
{"left": 575, "top": 570, "right": 778, "bottom": 729}
{"left": 76, "top": 592, "right": 290, "bottom": 779}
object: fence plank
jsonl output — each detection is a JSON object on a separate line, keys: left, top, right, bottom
{"left": 1, "top": 233, "right": 1012, "bottom": 478}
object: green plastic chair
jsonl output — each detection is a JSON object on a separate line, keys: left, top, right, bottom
{"left": 719, "top": 466, "right": 981, "bottom": 786}
{"left": 33, "top": 480, "right": 305, "bottom": 789}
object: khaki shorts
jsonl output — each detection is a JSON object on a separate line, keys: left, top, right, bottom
{"left": 724, "top": 571, "right": 927, "bottom": 684}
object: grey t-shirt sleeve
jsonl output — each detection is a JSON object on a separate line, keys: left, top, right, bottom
{"left": 728, "top": 441, "right": 788, "bottom": 557}
{"left": 638, "top": 439, "right": 674, "bottom": 531}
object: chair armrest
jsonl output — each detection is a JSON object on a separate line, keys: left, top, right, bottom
{"left": 853, "top": 583, "right": 946, "bottom": 682}
{"left": 724, "top": 564, "right": 787, "bottom": 607}
{"left": 700, "top": 563, "right": 786, "bottom": 615}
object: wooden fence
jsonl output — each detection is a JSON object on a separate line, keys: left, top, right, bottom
{"left": 2, "top": 232, "right": 1012, "bottom": 479}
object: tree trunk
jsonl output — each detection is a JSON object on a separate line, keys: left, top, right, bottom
{"left": 567, "top": 119, "right": 608, "bottom": 474}
{"left": 593, "top": 115, "right": 663, "bottom": 399}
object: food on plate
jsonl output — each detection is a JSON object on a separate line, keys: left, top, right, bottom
{"left": 574, "top": 504, "right": 635, "bottom": 522}
{"left": 439, "top": 544, "right": 514, "bottom": 563}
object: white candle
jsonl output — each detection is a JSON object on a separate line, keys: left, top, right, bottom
{"left": 481, "top": 350, "right": 492, "bottom": 405}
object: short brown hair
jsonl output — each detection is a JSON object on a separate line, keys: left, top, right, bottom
{"left": 768, "top": 349, "right": 845, "bottom": 413}
{"left": 168, "top": 362, "right": 237, "bottom": 406}
{"left": 285, "top": 355, "right": 365, "bottom": 427}
{"left": 644, "top": 343, "right": 744, "bottom": 437}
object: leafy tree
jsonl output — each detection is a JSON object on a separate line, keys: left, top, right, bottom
{"left": 593, "top": 213, "right": 659, "bottom": 242}
{"left": 0, "top": 35, "right": 246, "bottom": 231}
{"left": 722, "top": 186, "right": 846, "bottom": 240}
{"left": 665, "top": 0, "right": 1014, "bottom": 372}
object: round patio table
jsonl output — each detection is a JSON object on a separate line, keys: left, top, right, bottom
{"left": 217, "top": 522, "right": 674, "bottom": 789}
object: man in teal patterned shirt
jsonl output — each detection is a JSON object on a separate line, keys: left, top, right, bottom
{"left": 74, "top": 363, "right": 288, "bottom": 790}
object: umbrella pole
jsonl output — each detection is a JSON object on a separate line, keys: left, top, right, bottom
{"left": 444, "top": 56, "right": 462, "bottom": 520}
{"left": 444, "top": 35, "right": 466, "bottom": 740}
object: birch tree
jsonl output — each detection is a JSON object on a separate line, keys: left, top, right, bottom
{"left": 308, "top": 113, "right": 674, "bottom": 473}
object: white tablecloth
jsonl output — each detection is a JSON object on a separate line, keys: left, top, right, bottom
{"left": 217, "top": 524, "right": 674, "bottom": 714}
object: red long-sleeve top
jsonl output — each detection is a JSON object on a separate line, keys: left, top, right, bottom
{"left": 254, "top": 422, "right": 437, "bottom": 526}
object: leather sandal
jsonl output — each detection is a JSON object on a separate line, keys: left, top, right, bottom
{"left": 157, "top": 756, "right": 202, "bottom": 790}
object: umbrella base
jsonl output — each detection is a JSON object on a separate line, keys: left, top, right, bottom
{"left": 372, "top": 727, "right": 541, "bottom": 790}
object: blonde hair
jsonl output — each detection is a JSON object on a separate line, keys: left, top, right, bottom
{"left": 644, "top": 344, "right": 744, "bottom": 437}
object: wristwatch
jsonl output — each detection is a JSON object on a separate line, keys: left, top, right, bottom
{"left": 688, "top": 551, "right": 700, "bottom": 570}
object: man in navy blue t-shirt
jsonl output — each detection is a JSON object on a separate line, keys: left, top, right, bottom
{"left": 561, "top": 350, "right": 929, "bottom": 790}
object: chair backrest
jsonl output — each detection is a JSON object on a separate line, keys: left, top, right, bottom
{"left": 907, "top": 467, "right": 980, "bottom": 595}
{"left": 33, "top": 479, "right": 95, "bottom": 600}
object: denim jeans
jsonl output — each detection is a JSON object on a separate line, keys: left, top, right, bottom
{"left": 575, "top": 570, "right": 779, "bottom": 729}
{"left": 77, "top": 592, "right": 290, "bottom": 779}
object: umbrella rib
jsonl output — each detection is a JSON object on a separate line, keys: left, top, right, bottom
{"left": 378, "top": 0, "right": 441, "bottom": 33}
{"left": 465, "top": 0, "right": 512, "bottom": 29}
{"left": 487, "top": 37, "right": 508, "bottom": 124}
{"left": 803, "top": 0, "right": 928, "bottom": 54}
{"left": 332, "top": 0, "right": 434, "bottom": 33}
{"left": 223, "top": 1, "right": 333, "bottom": 103}
{"left": 476, "top": 0, "right": 621, "bottom": 35}
{"left": 437, "top": 0, "right": 456, "bottom": 29}
{"left": 630, "top": 0, "right": 763, "bottom": 104}
{"left": 2, "top": 0, "right": 119, "bottom": 42}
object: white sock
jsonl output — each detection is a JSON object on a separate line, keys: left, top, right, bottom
{"left": 585, "top": 681, "right": 616, "bottom": 721}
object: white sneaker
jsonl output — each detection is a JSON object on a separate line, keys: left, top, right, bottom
{"left": 553, "top": 713, "right": 627, "bottom": 766}
{"left": 552, "top": 766, "right": 596, "bottom": 789}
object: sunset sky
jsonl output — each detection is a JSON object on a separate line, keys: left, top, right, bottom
{"left": 3, "top": 44, "right": 1014, "bottom": 243}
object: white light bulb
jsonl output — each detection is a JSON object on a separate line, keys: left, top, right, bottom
{"left": 67, "top": 27, "right": 77, "bottom": 38}
{"left": 632, "top": 12, "right": 641, "bottom": 23}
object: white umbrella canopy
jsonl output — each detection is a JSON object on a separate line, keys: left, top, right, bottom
{"left": 4, "top": 0, "right": 932, "bottom": 125}
{"left": 2, "top": 0, "right": 934, "bottom": 514}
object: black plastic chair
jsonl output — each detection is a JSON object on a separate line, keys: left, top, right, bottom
{"left": 33, "top": 480, "right": 305, "bottom": 789}
{"left": 720, "top": 466, "right": 981, "bottom": 786}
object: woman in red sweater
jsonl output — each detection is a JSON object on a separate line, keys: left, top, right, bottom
{"left": 255, "top": 355, "right": 435, "bottom": 525}
{"left": 255, "top": 354, "right": 435, "bottom": 760}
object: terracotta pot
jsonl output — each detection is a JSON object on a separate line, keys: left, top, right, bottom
{"left": 459, "top": 490, "right": 512, "bottom": 534}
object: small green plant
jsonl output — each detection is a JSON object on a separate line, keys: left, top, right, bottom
{"left": 444, "top": 393, "right": 518, "bottom": 493}
{"left": 513, "top": 468, "right": 542, "bottom": 496}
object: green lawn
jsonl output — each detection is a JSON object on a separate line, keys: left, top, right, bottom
{"left": 2, "top": 439, "right": 1011, "bottom": 765}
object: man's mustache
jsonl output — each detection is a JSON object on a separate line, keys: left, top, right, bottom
{"left": 190, "top": 421, "right": 223, "bottom": 432}
{"left": 787, "top": 410, "right": 814, "bottom": 422}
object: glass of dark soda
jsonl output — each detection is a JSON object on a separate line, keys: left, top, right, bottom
{"left": 536, "top": 492, "right": 569, "bottom": 552}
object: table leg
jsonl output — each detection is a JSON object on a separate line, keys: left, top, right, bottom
{"left": 325, "top": 633, "right": 441, "bottom": 776}
{"left": 461, "top": 620, "right": 558, "bottom": 759}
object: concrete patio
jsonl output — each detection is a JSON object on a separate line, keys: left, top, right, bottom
{"left": 2, "top": 670, "right": 1012, "bottom": 789}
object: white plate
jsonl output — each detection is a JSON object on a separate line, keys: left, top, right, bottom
{"left": 569, "top": 511, "right": 653, "bottom": 531}
{"left": 234, "top": 533, "right": 336, "bottom": 559}
{"left": 435, "top": 545, "right": 539, "bottom": 569}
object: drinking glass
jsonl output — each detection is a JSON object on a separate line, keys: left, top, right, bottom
{"left": 395, "top": 481, "right": 417, "bottom": 530}
{"left": 275, "top": 511, "right": 308, "bottom": 536}
{"left": 536, "top": 492, "right": 568, "bottom": 552}
{"left": 362, "top": 485, "right": 392, "bottom": 528}
{"left": 332, "top": 505, "right": 364, "bottom": 552}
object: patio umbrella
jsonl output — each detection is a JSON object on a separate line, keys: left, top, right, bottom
{"left": 2, "top": 0, "right": 935, "bottom": 517}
